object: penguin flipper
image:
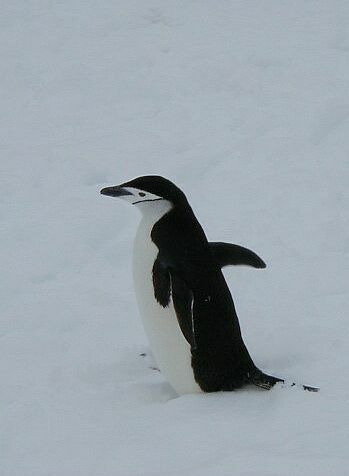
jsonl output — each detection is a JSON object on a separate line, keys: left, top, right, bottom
{"left": 210, "top": 242, "right": 266, "bottom": 269}
{"left": 152, "top": 258, "right": 195, "bottom": 346}
{"left": 169, "top": 270, "right": 195, "bottom": 347}
{"left": 152, "top": 257, "right": 171, "bottom": 307}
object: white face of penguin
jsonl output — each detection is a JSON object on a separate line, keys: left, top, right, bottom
{"left": 100, "top": 185, "right": 173, "bottom": 218}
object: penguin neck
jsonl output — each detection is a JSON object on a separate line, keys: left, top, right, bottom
{"left": 135, "top": 199, "right": 173, "bottom": 227}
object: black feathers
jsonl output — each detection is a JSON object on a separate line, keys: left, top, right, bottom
{"left": 120, "top": 175, "right": 188, "bottom": 206}
{"left": 143, "top": 176, "right": 318, "bottom": 393}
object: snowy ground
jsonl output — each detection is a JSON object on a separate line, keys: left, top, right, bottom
{"left": 2, "top": 1, "right": 349, "bottom": 475}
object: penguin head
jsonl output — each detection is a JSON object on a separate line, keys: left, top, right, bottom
{"left": 100, "top": 175, "right": 187, "bottom": 213}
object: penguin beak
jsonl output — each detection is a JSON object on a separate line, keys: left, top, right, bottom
{"left": 100, "top": 186, "right": 133, "bottom": 198}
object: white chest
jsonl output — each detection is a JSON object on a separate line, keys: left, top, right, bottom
{"left": 132, "top": 209, "right": 201, "bottom": 395}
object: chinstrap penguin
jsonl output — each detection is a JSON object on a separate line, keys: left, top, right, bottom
{"left": 101, "top": 176, "right": 318, "bottom": 394}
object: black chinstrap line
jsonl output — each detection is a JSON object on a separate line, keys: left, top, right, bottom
{"left": 132, "top": 198, "right": 164, "bottom": 205}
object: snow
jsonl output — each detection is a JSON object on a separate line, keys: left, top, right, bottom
{"left": 1, "top": 1, "right": 349, "bottom": 475}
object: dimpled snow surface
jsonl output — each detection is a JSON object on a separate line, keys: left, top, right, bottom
{"left": 1, "top": 2, "right": 349, "bottom": 475}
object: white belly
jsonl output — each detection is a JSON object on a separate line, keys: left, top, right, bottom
{"left": 132, "top": 214, "right": 201, "bottom": 395}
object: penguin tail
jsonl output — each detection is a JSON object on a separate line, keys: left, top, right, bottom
{"left": 247, "top": 368, "right": 319, "bottom": 392}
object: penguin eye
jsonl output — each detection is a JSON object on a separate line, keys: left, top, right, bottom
{"left": 139, "top": 192, "right": 146, "bottom": 197}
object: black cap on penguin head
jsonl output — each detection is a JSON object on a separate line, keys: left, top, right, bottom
{"left": 99, "top": 175, "right": 186, "bottom": 207}
{"left": 121, "top": 176, "right": 188, "bottom": 205}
